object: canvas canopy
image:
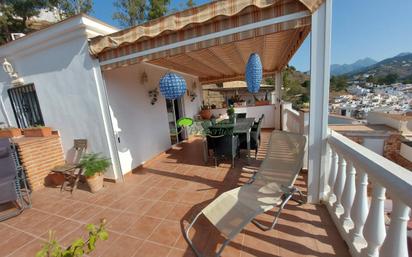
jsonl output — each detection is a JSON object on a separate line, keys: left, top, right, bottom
{"left": 90, "top": 0, "right": 324, "bottom": 84}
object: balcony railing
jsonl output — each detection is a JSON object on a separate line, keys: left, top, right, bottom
{"left": 326, "top": 131, "right": 412, "bottom": 257}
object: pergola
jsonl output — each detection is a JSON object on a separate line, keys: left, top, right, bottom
{"left": 90, "top": 0, "right": 332, "bottom": 203}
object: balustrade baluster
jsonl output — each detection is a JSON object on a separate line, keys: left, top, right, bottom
{"left": 341, "top": 160, "right": 356, "bottom": 230}
{"left": 350, "top": 169, "right": 369, "bottom": 249}
{"left": 327, "top": 147, "right": 338, "bottom": 204}
{"left": 380, "top": 199, "right": 410, "bottom": 257}
{"left": 333, "top": 153, "right": 346, "bottom": 215}
{"left": 362, "top": 183, "right": 386, "bottom": 257}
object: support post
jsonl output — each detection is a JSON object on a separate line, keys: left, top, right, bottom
{"left": 274, "top": 72, "right": 282, "bottom": 130}
{"left": 307, "top": 0, "right": 332, "bottom": 203}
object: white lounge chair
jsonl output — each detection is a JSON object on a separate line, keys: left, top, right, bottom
{"left": 185, "top": 131, "right": 306, "bottom": 257}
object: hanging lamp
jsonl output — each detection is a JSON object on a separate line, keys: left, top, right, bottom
{"left": 159, "top": 72, "right": 187, "bottom": 100}
{"left": 245, "top": 53, "right": 263, "bottom": 93}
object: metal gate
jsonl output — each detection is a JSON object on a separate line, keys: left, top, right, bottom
{"left": 7, "top": 83, "right": 44, "bottom": 128}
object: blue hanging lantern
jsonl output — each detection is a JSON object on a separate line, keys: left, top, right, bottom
{"left": 245, "top": 53, "right": 263, "bottom": 93}
{"left": 159, "top": 72, "right": 187, "bottom": 100}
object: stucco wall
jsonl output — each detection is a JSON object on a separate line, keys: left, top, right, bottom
{"left": 209, "top": 105, "right": 276, "bottom": 128}
{"left": 103, "top": 63, "right": 201, "bottom": 174}
{"left": 0, "top": 32, "right": 117, "bottom": 179}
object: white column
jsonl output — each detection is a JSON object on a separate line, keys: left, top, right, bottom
{"left": 380, "top": 199, "right": 410, "bottom": 257}
{"left": 274, "top": 72, "right": 282, "bottom": 130}
{"left": 307, "top": 0, "right": 332, "bottom": 203}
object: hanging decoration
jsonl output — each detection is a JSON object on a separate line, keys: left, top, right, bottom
{"left": 159, "top": 72, "right": 187, "bottom": 100}
{"left": 245, "top": 53, "right": 262, "bottom": 93}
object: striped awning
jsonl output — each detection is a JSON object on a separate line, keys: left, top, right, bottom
{"left": 90, "top": 0, "right": 323, "bottom": 84}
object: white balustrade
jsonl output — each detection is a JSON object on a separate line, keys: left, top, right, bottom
{"left": 327, "top": 147, "right": 338, "bottom": 204}
{"left": 362, "top": 184, "right": 386, "bottom": 257}
{"left": 341, "top": 160, "right": 356, "bottom": 229}
{"left": 350, "top": 169, "right": 369, "bottom": 248}
{"left": 326, "top": 131, "right": 412, "bottom": 257}
{"left": 380, "top": 199, "right": 411, "bottom": 257}
{"left": 333, "top": 153, "right": 346, "bottom": 215}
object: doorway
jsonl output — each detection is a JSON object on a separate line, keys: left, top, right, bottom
{"left": 166, "top": 98, "right": 185, "bottom": 145}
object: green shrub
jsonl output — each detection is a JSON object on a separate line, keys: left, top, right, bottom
{"left": 80, "top": 153, "right": 111, "bottom": 177}
{"left": 36, "top": 220, "right": 108, "bottom": 257}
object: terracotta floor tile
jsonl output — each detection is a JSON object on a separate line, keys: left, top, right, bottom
{"left": 167, "top": 248, "right": 196, "bottom": 257}
{"left": 161, "top": 190, "right": 185, "bottom": 202}
{"left": 101, "top": 234, "right": 143, "bottom": 257}
{"left": 87, "top": 207, "right": 123, "bottom": 225}
{"left": 133, "top": 241, "right": 171, "bottom": 257}
{"left": 70, "top": 204, "right": 105, "bottom": 223}
{"left": 0, "top": 231, "right": 35, "bottom": 256}
{"left": 8, "top": 238, "right": 45, "bottom": 257}
{"left": 126, "top": 198, "right": 157, "bottom": 215}
{"left": 107, "top": 211, "right": 140, "bottom": 233}
{"left": 166, "top": 203, "right": 193, "bottom": 221}
{"left": 145, "top": 201, "right": 176, "bottom": 219}
{"left": 0, "top": 131, "right": 351, "bottom": 257}
{"left": 125, "top": 215, "right": 163, "bottom": 239}
{"left": 148, "top": 220, "right": 181, "bottom": 246}
{"left": 141, "top": 187, "right": 168, "bottom": 200}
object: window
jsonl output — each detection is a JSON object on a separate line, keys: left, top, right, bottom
{"left": 7, "top": 83, "right": 44, "bottom": 128}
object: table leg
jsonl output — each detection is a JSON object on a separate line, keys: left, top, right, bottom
{"left": 247, "top": 131, "right": 251, "bottom": 164}
{"left": 202, "top": 138, "right": 208, "bottom": 164}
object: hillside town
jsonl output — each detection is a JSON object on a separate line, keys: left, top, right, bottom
{"left": 330, "top": 82, "right": 412, "bottom": 120}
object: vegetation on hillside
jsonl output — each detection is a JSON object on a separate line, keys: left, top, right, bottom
{"left": 0, "top": 0, "right": 93, "bottom": 44}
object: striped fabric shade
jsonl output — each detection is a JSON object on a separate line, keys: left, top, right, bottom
{"left": 245, "top": 53, "right": 263, "bottom": 93}
{"left": 159, "top": 73, "right": 187, "bottom": 100}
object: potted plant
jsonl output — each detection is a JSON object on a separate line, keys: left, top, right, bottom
{"left": 80, "top": 153, "right": 111, "bottom": 193}
{"left": 23, "top": 125, "right": 52, "bottom": 137}
{"left": 0, "top": 127, "right": 22, "bottom": 138}
{"left": 227, "top": 105, "right": 236, "bottom": 123}
{"left": 200, "top": 104, "right": 212, "bottom": 120}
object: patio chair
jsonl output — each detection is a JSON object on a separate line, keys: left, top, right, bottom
{"left": 185, "top": 131, "right": 306, "bottom": 257}
{"left": 206, "top": 126, "right": 239, "bottom": 167}
{"left": 0, "top": 138, "right": 31, "bottom": 221}
{"left": 239, "top": 115, "right": 264, "bottom": 158}
{"left": 51, "top": 139, "right": 87, "bottom": 193}
{"left": 236, "top": 113, "right": 247, "bottom": 119}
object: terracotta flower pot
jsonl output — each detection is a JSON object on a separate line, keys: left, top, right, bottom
{"left": 86, "top": 173, "right": 104, "bottom": 193}
{"left": 23, "top": 127, "right": 52, "bottom": 137}
{"left": 200, "top": 109, "right": 212, "bottom": 120}
{"left": 0, "top": 128, "right": 22, "bottom": 138}
{"left": 255, "top": 101, "right": 270, "bottom": 106}
{"left": 47, "top": 173, "right": 65, "bottom": 186}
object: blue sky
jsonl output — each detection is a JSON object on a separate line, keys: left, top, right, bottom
{"left": 93, "top": 0, "right": 412, "bottom": 71}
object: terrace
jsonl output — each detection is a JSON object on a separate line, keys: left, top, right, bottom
{"left": 0, "top": 130, "right": 350, "bottom": 257}
{"left": 0, "top": 0, "right": 411, "bottom": 256}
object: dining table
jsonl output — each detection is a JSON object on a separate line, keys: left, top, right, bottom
{"left": 212, "top": 117, "right": 256, "bottom": 164}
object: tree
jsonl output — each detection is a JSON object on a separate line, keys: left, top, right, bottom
{"left": 49, "top": 0, "right": 93, "bottom": 19}
{"left": 113, "top": 0, "right": 146, "bottom": 27}
{"left": 0, "top": 0, "right": 49, "bottom": 44}
{"left": 147, "top": 0, "right": 170, "bottom": 20}
{"left": 330, "top": 75, "right": 348, "bottom": 91}
{"left": 186, "top": 0, "right": 195, "bottom": 8}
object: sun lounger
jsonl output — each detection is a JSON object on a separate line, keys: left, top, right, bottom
{"left": 0, "top": 138, "right": 31, "bottom": 221}
{"left": 185, "top": 131, "right": 306, "bottom": 257}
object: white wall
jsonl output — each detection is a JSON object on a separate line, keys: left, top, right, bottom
{"left": 363, "top": 138, "right": 385, "bottom": 156}
{"left": 103, "top": 62, "right": 200, "bottom": 174}
{"left": 400, "top": 142, "right": 412, "bottom": 163}
{"left": 209, "top": 105, "right": 276, "bottom": 128}
{"left": 0, "top": 16, "right": 120, "bottom": 179}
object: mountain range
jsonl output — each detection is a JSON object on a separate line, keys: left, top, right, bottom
{"left": 331, "top": 58, "right": 377, "bottom": 75}
{"left": 331, "top": 52, "right": 412, "bottom": 82}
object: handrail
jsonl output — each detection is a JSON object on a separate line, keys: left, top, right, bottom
{"left": 328, "top": 131, "right": 412, "bottom": 207}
